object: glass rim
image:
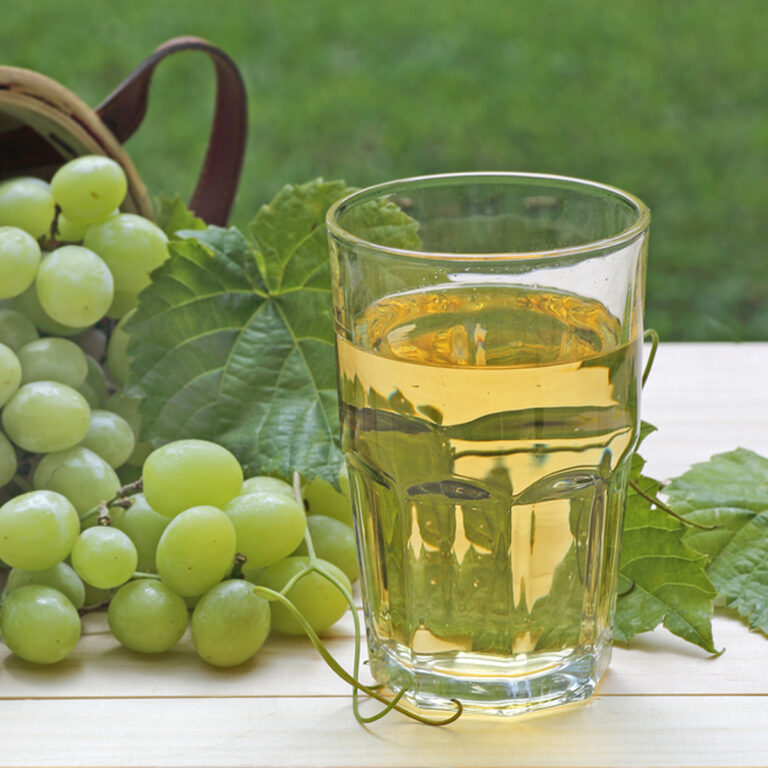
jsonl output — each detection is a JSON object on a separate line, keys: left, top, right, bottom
{"left": 326, "top": 171, "right": 650, "bottom": 261}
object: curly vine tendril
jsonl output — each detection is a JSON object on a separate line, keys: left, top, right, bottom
{"left": 263, "top": 471, "right": 464, "bottom": 727}
{"left": 253, "top": 567, "right": 462, "bottom": 727}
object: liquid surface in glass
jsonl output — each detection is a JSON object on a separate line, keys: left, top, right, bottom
{"left": 337, "top": 283, "right": 641, "bottom": 712}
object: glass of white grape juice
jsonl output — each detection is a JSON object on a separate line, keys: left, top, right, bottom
{"left": 327, "top": 172, "right": 649, "bottom": 718}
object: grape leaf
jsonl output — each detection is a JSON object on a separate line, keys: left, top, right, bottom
{"left": 125, "top": 179, "right": 351, "bottom": 485}
{"left": 614, "top": 476, "right": 718, "bottom": 651}
{"left": 614, "top": 423, "right": 718, "bottom": 652}
{"left": 125, "top": 179, "right": 420, "bottom": 487}
{"left": 250, "top": 180, "right": 350, "bottom": 294}
{"left": 665, "top": 448, "right": 768, "bottom": 515}
{"left": 666, "top": 449, "right": 768, "bottom": 635}
{"left": 154, "top": 194, "right": 206, "bottom": 237}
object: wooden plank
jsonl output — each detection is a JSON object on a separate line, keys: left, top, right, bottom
{"left": 604, "top": 613, "right": 766, "bottom": 695}
{"left": 1, "top": 343, "right": 767, "bottom": 768}
{"left": 0, "top": 694, "right": 766, "bottom": 768}
{"left": 641, "top": 342, "right": 768, "bottom": 481}
{"left": 0, "top": 613, "right": 762, "bottom": 700}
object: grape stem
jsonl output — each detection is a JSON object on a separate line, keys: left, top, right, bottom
{"left": 642, "top": 328, "right": 660, "bottom": 387}
{"left": 79, "top": 506, "right": 101, "bottom": 524}
{"left": 79, "top": 598, "right": 112, "bottom": 616}
{"left": 628, "top": 480, "right": 719, "bottom": 530}
{"left": 117, "top": 478, "right": 143, "bottom": 497}
{"left": 293, "top": 471, "right": 317, "bottom": 560}
{"left": 45, "top": 205, "right": 61, "bottom": 249}
{"left": 131, "top": 571, "right": 161, "bottom": 581}
{"left": 230, "top": 553, "right": 247, "bottom": 579}
{"left": 79, "top": 480, "right": 142, "bottom": 524}
{"left": 276, "top": 564, "right": 313, "bottom": 598}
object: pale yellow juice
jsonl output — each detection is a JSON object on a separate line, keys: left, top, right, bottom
{"left": 337, "top": 283, "right": 640, "bottom": 713}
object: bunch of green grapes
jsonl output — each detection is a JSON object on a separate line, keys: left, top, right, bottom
{"left": 0, "top": 156, "right": 166, "bottom": 504}
{"left": 0, "top": 157, "right": 169, "bottom": 322}
{"left": 1, "top": 157, "right": 359, "bottom": 675}
{"left": 1, "top": 437, "right": 357, "bottom": 668}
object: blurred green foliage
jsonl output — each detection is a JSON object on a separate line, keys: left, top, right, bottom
{"left": 2, "top": 0, "right": 767, "bottom": 340}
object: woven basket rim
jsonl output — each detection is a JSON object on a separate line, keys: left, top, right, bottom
{"left": 0, "top": 65, "right": 153, "bottom": 220}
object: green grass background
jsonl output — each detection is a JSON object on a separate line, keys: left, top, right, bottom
{"left": 2, "top": 0, "right": 767, "bottom": 340}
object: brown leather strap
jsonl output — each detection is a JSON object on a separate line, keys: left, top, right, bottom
{"left": 97, "top": 36, "right": 247, "bottom": 226}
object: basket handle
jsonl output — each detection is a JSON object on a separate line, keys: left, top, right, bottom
{"left": 96, "top": 36, "right": 247, "bottom": 226}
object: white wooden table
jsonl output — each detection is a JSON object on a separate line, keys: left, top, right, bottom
{"left": 1, "top": 342, "right": 767, "bottom": 768}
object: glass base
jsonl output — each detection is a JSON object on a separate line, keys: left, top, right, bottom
{"left": 368, "top": 640, "right": 612, "bottom": 718}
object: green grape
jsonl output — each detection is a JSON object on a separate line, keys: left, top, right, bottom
{"left": 0, "top": 226, "right": 41, "bottom": 299}
{"left": 71, "top": 526, "right": 137, "bottom": 589}
{"left": 303, "top": 464, "right": 353, "bottom": 526}
{"left": 0, "top": 179, "right": 55, "bottom": 238}
{"left": 223, "top": 491, "right": 306, "bottom": 570}
{"left": 76, "top": 381, "right": 99, "bottom": 410}
{"left": 255, "top": 556, "right": 351, "bottom": 635}
{"left": 106, "top": 287, "right": 141, "bottom": 320}
{"left": 0, "top": 342, "right": 22, "bottom": 407}
{"left": 5, "top": 176, "right": 51, "bottom": 190}
{"left": 2, "top": 381, "right": 91, "bottom": 453}
{"left": 107, "top": 579, "right": 188, "bottom": 653}
{"left": 0, "top": 307, "right": 38, "bottom": 351}
{"left": 84, "top": 354, "right": 108, "bottom": 389}
{"left": 0, "top": 430, "right": 17, "bottom": 486}
{"left": 79, "top": 410, "right": 135, "bottom": 469}
{"left": 109, "top": 493, "right": 168, "bottom": 572}
{"left": 84, "top": 214, "right": 168, "bottom": 292}
{"left": 35, "top": 245, "right": 114, "bottom": 328}
{"left": 17, "top": 336, "right": 88, "bottom": 388}
{"left": 241, "top": 475, "right": 295, "bottom": 498}
{"left": 5, "top": 562, "right": 86, "bottom": 610}
{"left": 11, "top": 284, "right": 87, "bottom": 336}
{"left": 56, "top": 209, "right": 118, "bottom": 242}
{"left": 51, "top": 155, "right": 127, "bottom": 222}
{"left": 0, "top": 585, "right": 81, "bottom": 664}
{"left": 143, "top": 439, "right": 243, "bottom": 518}
{"left": 33, "top": 446, "right": 120, "bottom": 514}
{"left": 0, "top": 490, "right": 79, "bottom": 570}
{"left": 104, "top": 391, "right": 152, "bottom": 466}
{"left": 77, "top": 355, "right": 108, "bottom": 409}
{"left": 155, "top": 505, "right": 237, "bottom": 596}
{"left": 82, "top": 582, "right": 112, "bottom": 607}
{"left": 73, "top": 327, "right": 107, "bottom": 359}
{"left": 293, "top": 515, "right": 359, "bottom": 583}
{"left": 55, "top": 212, "right": 89, "bottom": 242}
{"left": 106, "top": 308, "right": 134, "bottom": 385}
{"left": 191, "top": 579, "right": 271, "bottom": 667}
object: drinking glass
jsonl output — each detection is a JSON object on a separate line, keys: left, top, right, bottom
{"left": 326, "top": 172, "right": 649, "bottom": 717}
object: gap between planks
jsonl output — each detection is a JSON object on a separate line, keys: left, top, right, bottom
{"left": 1, "top": 692, "right": 767, "bottom": 702}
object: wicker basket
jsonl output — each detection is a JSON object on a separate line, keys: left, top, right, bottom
{"left": 0, "top": 36, "right": 247, "bottom": 226}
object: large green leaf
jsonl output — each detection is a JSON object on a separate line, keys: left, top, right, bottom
{"left": 125, "top": 179, "right": 421, "bottom": 487}
{"left": 125, "top": 180, "right": 351, "bottom": 485}
{"left": 614, "top": 423, "right": 718, "bottom": 652}
{"left": 666, "top": 449, "right": 768, "bottom": 635}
